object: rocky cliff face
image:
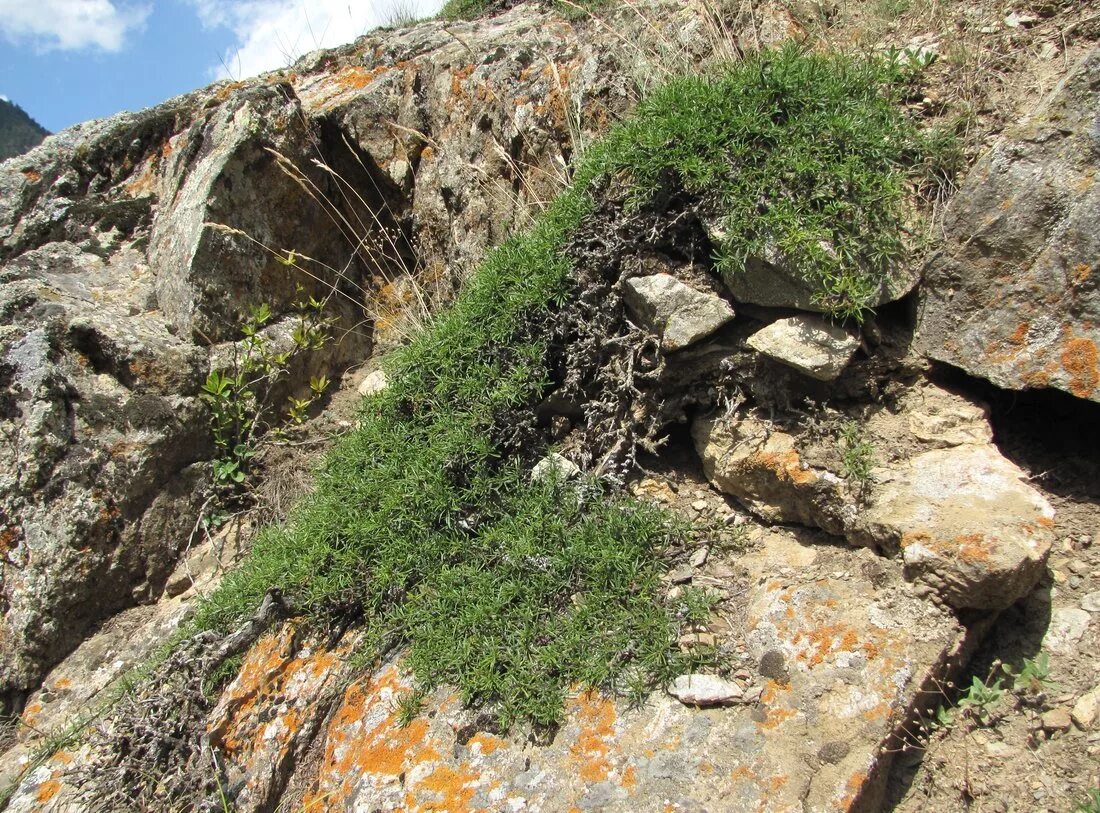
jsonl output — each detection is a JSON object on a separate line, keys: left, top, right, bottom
{"left": 1, "top": 2, "right": 1099, "bottom": 812}
{"left": 0, "top": 2, "right": 664, "bottom": 710}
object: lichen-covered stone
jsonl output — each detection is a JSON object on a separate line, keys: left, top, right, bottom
{"left": 270, "top": 528, "right": 966, "bottom": 813}
{"left": 0, "top": 0, "right": 669, "bottom": 705}
{"left": 851, "top": 444, "right": 1055, "bottom": 610}
{"left": 692, "top": 412, "right": 849, "bottom": 534}
{"left": 916, "top": 47, "right": 1100, "bottom": 404}
{"left": 694, "top": 381, "right": 1054, "bottom": 610}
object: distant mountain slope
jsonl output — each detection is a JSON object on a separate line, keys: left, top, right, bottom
{"left": 0, "top": 98, "right": 50, "bottom": 162}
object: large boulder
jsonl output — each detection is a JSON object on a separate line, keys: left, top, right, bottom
{"left": 916, "top": 47, "right": 1100, "bottom": 403}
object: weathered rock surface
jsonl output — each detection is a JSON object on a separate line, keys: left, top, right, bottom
{"left": 746, "top": 314, "right": 860, "bottom": 381}
{"left": 850, "top": 445, "right": 1054, "bottom": 609}
{"left": 694, "top": 381, "right": 1055, "bottom": 610}
{"left": 0, "top": 0, "right": 675, "bottom": 705}
{"left": 0, "top": 518, "right": 248, "bottom": 794}
{"left": 692, "top": 412, "right": 850, "bottom": 534}
{"left": 623, "top": 273, "right": 735, "bottom": 351}
{"left": 916, "top": 47, "right": 1100, "bottom": 403}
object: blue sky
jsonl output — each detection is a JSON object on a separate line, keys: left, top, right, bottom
{"left": 0, "top": 0, "right": 444, "bottom": 134}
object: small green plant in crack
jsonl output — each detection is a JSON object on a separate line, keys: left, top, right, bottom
{"left": 839, "top": 420, "right": 875, "bottom": 492}
{"left": 675, "top": 586, "right": 722, "bottom": 626}
{"left": 200, "top": 292, "right": 332, "bottom": 495}
{"left": 394, "top": 687, "right": 428, "bottom": 728}
{"left": 1003, "top": 653, "right": 1056, "bottom": 700}
{"left": 940, "top": 674, "right": 1005, "bottom": 728}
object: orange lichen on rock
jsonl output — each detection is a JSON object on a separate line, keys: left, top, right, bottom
{"left": 415, "top": 762, "right": 484, "bottom": 811}
{"left": 1060, "top": 336, "right": 1099, "bottom": 398}
{"left": 450, "top": 64, "right": 476, "bottom": 101}
{"left": 569, "top": 691, "right": 617, "bottom": 784}
{"left": 837, "top": 769, "right": 868, "bottom": 810}
{"left": 21, "top": 168, "right": 42, "bottom": 183}
{"left": 209, "top": 626, "right": 344, "bottom": 763}
{"left": 332, "top": 65, "right": 392, "bottom": 92}
{"left": 757, "top": 705, "right": 799, "bottom": 731}
{"left": 467, "top": 732, "right": 506, "bottom": 756}
{"left": 306, "top": 667, "right": 456, "bottom": 810}
{"left": 1071, "top": 263, "right": 1092, "bottom": 285}
{"left": 793, "top": 623, "right": 862, "bottom": 667}
{"left": 740, "top": 449, "right": 817, "bottom": 487}
{"left": 35, "top": 779, "right": 62, "bottom": 803}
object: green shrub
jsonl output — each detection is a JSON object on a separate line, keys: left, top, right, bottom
{"left": 193, "top": 44, "right": 948, "bottom": 726}
{"left": 577, "top": 43, "right": 951, "bottom": 320}
{"left": 192, "top": 189, "right": 711, "bottom": 725}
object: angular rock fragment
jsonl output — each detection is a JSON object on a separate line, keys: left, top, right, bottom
{"left": 622, "top": 273, "right": 734, "bottom": 352}
{"left": 746, "top": 314, "right": 859, "bottom": 381}
{"left": 1072, "top": 687, "right": 1099, "bottom": 730}
{"left": 704, "top": 220, "right": 919, "bottom": 312}
{"left": 692, "top": 412, "right": 848, "bottom": 534}
{"left": 531, "top": 452, "right": 581, "bottom": 482}
{"left": 357, "top": 368, "right": 388, "bottom": 396}
{"left": 851, "top": 445, "right": 1054, "bottom": 610}
{"left": 668, "top": 674, "right": 743, "bottom": 706}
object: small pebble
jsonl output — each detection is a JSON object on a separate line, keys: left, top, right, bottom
{"left": 1041, "top": 708, "right": 1072, "bottom": 733}
{"left": 689, "top": 547, "right": 709, "bottom": 568}
{"left": 669, "top": 566, "right": 694, "bottom": 585}
{"left": 678, "top": 632, "right": 718, "bottom": 649}
{"left": 692, "top": 499, "right": 708, "bottom": 511}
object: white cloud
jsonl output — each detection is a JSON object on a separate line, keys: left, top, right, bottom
{"left": 189, "top": 0, "right": 444, "bottom": 81}
{"left": 0, "top": 94, "right": 9, "bottom": 102}
{"left": 0, "top": 0, "right": 149, "bottom": 52}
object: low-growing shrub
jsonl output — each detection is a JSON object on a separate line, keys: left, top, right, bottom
{"left": 192, "top": 44, "right": 950, "bottom": 726}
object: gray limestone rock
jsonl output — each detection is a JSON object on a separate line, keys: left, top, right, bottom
{"left": 623, "top": 273, "right": 735, "bottom": 352}
{"left": 746, "top": 314, "right": 859, "bottom": 381}
{"left": 704, "top": 220, "right": 921, "bottom": 313}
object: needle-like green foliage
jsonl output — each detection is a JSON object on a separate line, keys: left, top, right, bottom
{"left": 578, "top": 43, "right": 951, "bottom": 320}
